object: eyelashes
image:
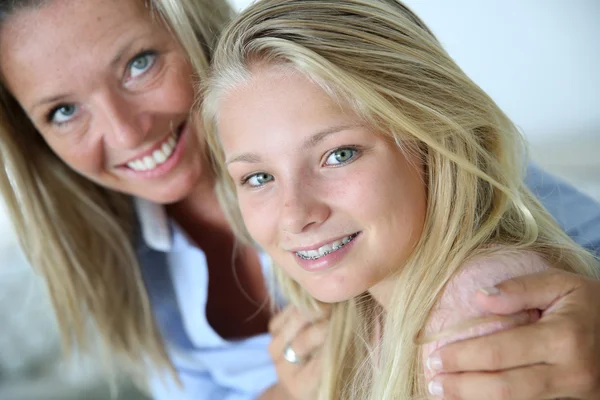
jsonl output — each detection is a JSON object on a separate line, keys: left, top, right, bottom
{"left": 43, "top": 49, "right": 160, "bottom": 127}
{"left": 238, "top": 146, "right": 362, "bottom": 189}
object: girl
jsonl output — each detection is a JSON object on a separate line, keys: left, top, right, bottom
{"left": 203, "top": 0, "right": 600, "bottom": 398}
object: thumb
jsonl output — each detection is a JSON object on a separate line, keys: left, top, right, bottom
{"left": 474, "top": 268, "right": 581, "bottom": 315}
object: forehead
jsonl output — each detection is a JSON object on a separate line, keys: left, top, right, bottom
{"left": 0, "top": 0, "right": 156, "bottom": 103}
{"left": 218, "top": 65, "right": 352, "bottom": 141}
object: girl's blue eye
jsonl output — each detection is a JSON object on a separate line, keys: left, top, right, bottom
{"left": 129, "top": 52, "right": 156, "bottom": 78}
{"left": 325, "top": 148, "right": 357, "bottom": 165}
{"left": 245, "top": 173, "right": 274, "bottom": 188}
{"left": 50, "top": 104, "right": 77, "bottom": 124}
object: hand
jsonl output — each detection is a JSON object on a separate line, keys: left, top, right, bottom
{"left": 427, "top": 268, "right": 600, "bottom": 400}
{"left": 266, "top": 305, "right": 329, "bottom": 400}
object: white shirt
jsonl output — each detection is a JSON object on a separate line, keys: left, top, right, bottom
{"left": 135, "top": 199, "right": 277, "bottom": 400}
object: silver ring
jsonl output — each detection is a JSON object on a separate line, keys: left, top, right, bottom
{"left": 283, "top": 344, "right": 302, "bottom": 364}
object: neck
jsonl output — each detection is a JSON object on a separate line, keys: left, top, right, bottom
{"left": 166, "top": 172, "right": 230, "bottom": 232}
{"left": 368, "top": 276, "right": 398, "bottom": 312}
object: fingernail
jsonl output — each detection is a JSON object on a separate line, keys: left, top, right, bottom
{"left": 479, "top": 286, "right": 501, "bottom": 296}
{"left": 428, "top": 379, "right": 444, "bottom": 397}
{"left": 426, "top": 355, "right": 443, "bottom": 372}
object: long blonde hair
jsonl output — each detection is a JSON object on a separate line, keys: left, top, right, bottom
{"left": 203, "top": 0, "right": 600, "bottom": 398}
{"left": 0, "top": 0, "right": 233, "bottom": 381}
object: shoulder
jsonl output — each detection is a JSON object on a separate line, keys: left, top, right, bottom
{"left": 433, "top": 250, "right": 550, "bottom": 315}
{"left": 420, "top": 250, "right": 552, "bottom": 377}
{"left": 526, "top": 164, "right": 600, "bottom": 253}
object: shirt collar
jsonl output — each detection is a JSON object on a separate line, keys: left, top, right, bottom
{"left": 134, "top": 197, "right": 172, "bottom": 252}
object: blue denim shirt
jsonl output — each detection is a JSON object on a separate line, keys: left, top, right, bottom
{"left": 138, "top": 164, "right": 599, "bottom": 400}
{"left": 525, "top": 165, "right": 600, "bottom": 254}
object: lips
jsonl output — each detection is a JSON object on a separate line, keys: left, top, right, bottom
{"left": 118, "top": 121, "right": 185, "bottom": 170}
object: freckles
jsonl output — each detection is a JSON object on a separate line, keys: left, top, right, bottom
{"left": 63, "top": 146, "right": 102, "bottom": 173}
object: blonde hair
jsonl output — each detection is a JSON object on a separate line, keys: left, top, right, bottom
{"left": 0, "top": 0, "right": 233, "bottom": 383}
{"left": 203, "top": 0, "right": 600, "bottom": 398}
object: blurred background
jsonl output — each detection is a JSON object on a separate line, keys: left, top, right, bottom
{"left": 0, "top": 0, "right": 597, "bottom": 399}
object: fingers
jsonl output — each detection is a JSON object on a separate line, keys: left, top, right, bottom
{"left": 287, "top": 319, "right": 329, "bottom": 361}
{"left": 268, "top": 305, "right": 298, "bottom": 334}
{"left": 269, "top": 304, "right": 329, "bottom": 335}
{"left": 429, "top": 364, "right": 558, "bottom": 400}
{"left": 430, "top": 321, "right": 554, "bottom": 374}
{"left": 268, "top": 306, "right": 329, "bottom": 400}
{"left": 269, "top": 312, "right": 312, "bottom": 358}
{"left": 276, "top": 348, "right": 323, "bottom": 400}
{"left": 475, "top": 268, "right": 583, "bottom": 314}
{"left": 268, "top": 305, "right": 329, "bottom": 362}
{"left": 433, "top": 270, "right": 600, "bottom": 400}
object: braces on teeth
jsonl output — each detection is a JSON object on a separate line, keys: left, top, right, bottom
{"left": 296, "top": 233, "right": 359, "bottom": 260}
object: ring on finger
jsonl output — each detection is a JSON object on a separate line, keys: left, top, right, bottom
{"left": 283, "top": 344, "right": 303, "bottom": 364}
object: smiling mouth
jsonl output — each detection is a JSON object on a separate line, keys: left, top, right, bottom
{"left": 295, "top": 232, "right": 360, "bottom": 260}
{"left": 125, "top": 122, "right": 185, "bottom": 171}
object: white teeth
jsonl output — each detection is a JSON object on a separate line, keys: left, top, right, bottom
{"left": 153, "top": 149, "right": 167, "bottom": 163}
{"left": 296, "top": 233, "right": 358, "bottom": 260}
{"left": 126, "top": 132, "right": 178, "bottom": 171}
{"left": 143, "top": 156, "right": 156, "bottom": 170}
{"left": 317, "top": 243, "right": 333, "bottom": 256}
{"left": 306, "top": 250, "right": 320, "bottom": 258}
{"left": 128, "top": 160, "right": 146, "bottom": 171}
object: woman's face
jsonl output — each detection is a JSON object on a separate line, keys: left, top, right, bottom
{"left": 0, "top": 0, "right": 205, "bottom": 203}
{"left": 217, "top": 65, "right": 427, "bottom": 304}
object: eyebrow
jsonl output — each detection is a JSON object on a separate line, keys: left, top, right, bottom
{"left": 225, "top": 124, "right": 359, "bottom": 165}
{"left": 30, "top": 94, "right": 71, "bottom": 113}
{"left": 29, "top": 38, "right": 142, "bottom": 113}
{"left": 110, "top": 39, "right": 137, "bottom": 69}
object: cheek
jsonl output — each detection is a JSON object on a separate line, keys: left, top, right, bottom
{"left": 44, "top": 136, "right": 102, "bottom": 175}
{"left": 238, "top": 195, "right": 278, "bottom": 245}
{"left": 164, "top": 63, "right": 195, "bottom": 109}
{"left": 349, "top": 162, "right": 426, "bottom": 231}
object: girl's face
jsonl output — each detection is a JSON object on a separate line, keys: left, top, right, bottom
{"left": 0, "top": 0, "right": 205, "bottom": 203}
{"left": 217, "top": 65, "right": 427, "bottom": 305}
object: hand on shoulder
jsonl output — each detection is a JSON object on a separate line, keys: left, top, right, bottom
{"left": 421, "top": 250, "right": 550, "bottom": 381}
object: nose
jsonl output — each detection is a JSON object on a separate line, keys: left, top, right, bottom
{"left": 95, "top": 89, "right": 152, "bottom": 150}
{"left": 278, "top": 178, "right": 330, "bottom": 234}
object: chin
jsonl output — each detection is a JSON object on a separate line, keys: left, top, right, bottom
{"left": 141, "top": 180, "right": 196, "bottom": 204}
{"left": 151, "top": 191, "right": 189, "bottom": 205}
{"left": 305, "top": 284, "right": 361, "bottom": 304}
{"left": 153, "top": 166, "right": 202, "bottom": 204}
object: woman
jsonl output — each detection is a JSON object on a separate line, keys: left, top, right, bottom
{"left": 203, "top": 0, "right": 600, "bottom": 398}
{"left": 0, "top": 1, "right": 282, "bottom": 398}
{"left": 0, "top": 0, "right": 598, "bottom": 399}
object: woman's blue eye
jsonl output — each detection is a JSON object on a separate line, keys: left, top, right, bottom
{"left": 50, "top": 104, "right": 77, "bottom": 124}
{"left": 245, "top": 173, "right": 274, "bottom": 187}
{"left": 325, "top": 148, "right": 357, "bottom": 165}
{"left": 129, "top": 52, "right": 156, "bottom": 78}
